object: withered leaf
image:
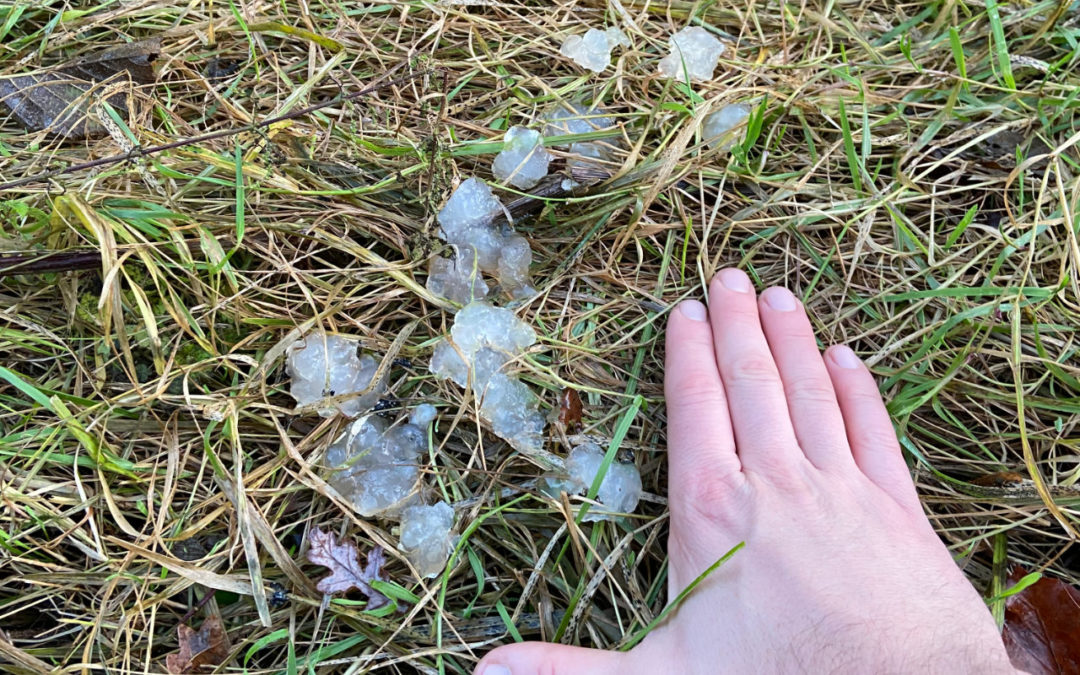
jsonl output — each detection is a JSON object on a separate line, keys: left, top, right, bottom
{"left": 557, "top": 387, "right": 583, "bottom": 432}
{"left": 305, "top": 527, "right": 390, "bottom": 608}
{"left": 970, "top": 471, "right": 1026, "bottom": 488}
{"left": 1002, "top": 565, "right": 1080, "bottom": 675}
{"left": 165, "top": 615, "right": 229, "bottom": 674}
{"left": 0, "top": 38, "right": 159, "bottom": 139}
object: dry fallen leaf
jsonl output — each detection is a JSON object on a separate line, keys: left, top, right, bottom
{"left": 305, "top": 527, "right": 390, "bottom": 608}
{"left": 970, "top": 471, "right": 1026, "bottom": 488}
{"left": 557, "top": 387, "right": 583, "bottom": 432}
{"left": 0, "top": 38, "right": 159, "bottom": 139}
{"left": 1002, "top": 565, "right": 1080, "bottom": 675}
{"left": 165, "top": 615, "right": 229, "bottom": 674}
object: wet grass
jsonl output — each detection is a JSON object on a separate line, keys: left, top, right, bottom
{"left": 1, "top": 0, "right": 1079, "bottom": 672}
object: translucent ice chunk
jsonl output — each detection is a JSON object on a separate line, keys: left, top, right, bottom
{"left": 544, "top": 102, "right": 614, "bottom": 149}
{"left": 658, "top": 27, "right": 725, "bottom": 83}
{"left": 606, "top": 27, "right": 631, "bottom": 48}
{"left": 437, "top": 177, "right": 504, "bottom": 236}
{"left": 450, "top": 302, "right": 537, "bottom": 357}
{"left": 429, "top": 178, "right": 536, "bottom": 302}
{"left": 543, "top": 102, "right": 620, "bottom": 177}
{"left": 399, "top": 501, "right": 458, "bottom": 578}
{"left": 426, "top": 245, "right": 490, "bottom": 305}
{"left": 430, "top": 340, "right": 469, "bottom": 388}
{"left": 410, "top": 403, "right": 438, "bottom": 428}
{"left": 436, "top": 178, "right": 506, "bottom": 271}
{"left": 496, "top": 234, "right": 535, "bottom": 299}
{"left": 326, "top": 415, "right": 426, "bottom": 516}
{"left": 492, "top": 126, "right": 551, "bottom": 189}
{"left": 286, "top": 330, "right": 385, "bottom": 418}
{"left": 540, "top": 442, "right": 642, "bottom": 521}
{"left": 429, "top": 302, "right": 546, "bottom": 454}
{"left": 703, "top": 103, "right": 750, "bottom": 150}
{"left": 559, "top": 27, "right": 630, "bottom": 73}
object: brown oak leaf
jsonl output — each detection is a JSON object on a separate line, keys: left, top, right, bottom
{"left": 305, "top": 527, "right": 390, "bottom": 608}
{"left": 1002, "top": 565, "right": 1080, "bottom": 675}
{"left": 164, "top": 615, "right": 229, "bottom": 674}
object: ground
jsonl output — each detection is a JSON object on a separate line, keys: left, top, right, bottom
{"left": 0, "top": 1, "right": 1078, "bottom": 673}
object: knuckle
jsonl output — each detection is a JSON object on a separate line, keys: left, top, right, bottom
{"left": 726, "top": 353, "right": 780, "bottom": 385}
{"left": 852, "top": 426, "right": 901, "bottom": 452}
{"left": 667, "top": 377, "right": 725, "bottom": 411}
{"left": 785, "top": 379, "right": 839, "bottom": 408}
{"left": 672, "top": 470, "right": 744, "bottom": 527}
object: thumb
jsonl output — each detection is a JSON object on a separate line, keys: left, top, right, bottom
{"left": 475, "top": 642, "right": 624, "bottom": 675}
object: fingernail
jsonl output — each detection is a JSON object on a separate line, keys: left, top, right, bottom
{"left": 762, "top": 287, "right": 797, "bottom": 312}
{"left": 830, "top": 345, "right": 861, "bottom": 369}
{"left": 718, "top": 268, "right": 752, "bottom": 293}
{"left": 477, "top": 666, "right": 511, "bottom": 675}
{"left": 678, "top": 299, "right": 708, "bottom": 322}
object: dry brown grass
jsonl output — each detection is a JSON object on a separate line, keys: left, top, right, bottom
{"left": 1, "top": 0, "right": 1079, "bottom": 672}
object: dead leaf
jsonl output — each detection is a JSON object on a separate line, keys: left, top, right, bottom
{"left": 165, "top": 615, "right": 229, "bottom": 674}
{"left": 971, "top": 471, "right": 1026, "bottom": 488}
{"left": 305, "top": 527, "right": 390, "bottom": 608}
{"left": 1002, "top": 565, "right": 1080, "bottom": 674}
{"left": 557, "top": 388, "right": 583, "bottom": 433}
{"left": 0, "top": 38, "right": 159, "bottom": 139}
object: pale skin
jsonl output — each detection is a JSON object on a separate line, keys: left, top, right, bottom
{"left": 476, "top": 269, "right": 1017, "bottom": 674}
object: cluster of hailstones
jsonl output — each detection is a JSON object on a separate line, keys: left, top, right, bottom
{"left": 426, "top": 24, "right": 750, "bottom": 308}
{"left": 285, "top": 316, "right": 644, "bottom": 574}
{"left": 285, "top": 23, "right": 751, "bottom": 580}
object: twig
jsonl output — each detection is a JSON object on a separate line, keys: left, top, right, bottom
{"left": 0, "top": 61, "right": 426, "bottom": 192}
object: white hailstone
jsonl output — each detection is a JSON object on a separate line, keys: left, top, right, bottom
{"left": 540, "top": 442, "right": 642, "bottom": 521}
{"left": 426, "top": 245, "right": 490, "bottom": 306}
{"left": 492, "top": 126, "right": 551, "bottom": 189}
{"left": 399, "top": 501, "right": 459, "bottom": 578}
{"left": 606, "top": 27, "right": 631, "bottom": 48}
{"left": 429, "top": 302, "right": 546, "bottom": 454}
{"left": 436, "top": 177, "right": 506, "bottom": 271}
{"left": 703, "top": 103, "right": 751, "bottom": 150}
{"left": 430, "top": 178, "right": 536, "bottom": 303}
{"left": 409, "top": 403, "right": 438, "bottom": 428}
{"left": 658, "top": 26, "right": 726, "bottom": 83}
{"left": 286, "top": 330, "right": 385, "bottom": 418}
{"left": 559, "top": 27, "right": 630, "bottom": 73}
{"left": 325, "top": 415, "right": 426, "bottom": 516}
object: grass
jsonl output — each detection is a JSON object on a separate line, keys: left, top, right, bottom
{"left": 1, "top": 0, "right": 1079, "bottom": 672}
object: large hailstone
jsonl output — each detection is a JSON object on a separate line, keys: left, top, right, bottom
{"left": 427, "top": 178, "right": 535, "bottom": 302}
{"left": 494, "top": 125, "right": 552, "bottom": 190}
{"left": 286, "top": 330, "right": 385, "bottom": 418}
{"left": 703, "top": 103, "right": 750, "bottom": 150}
{"left": 427, "top": 245, "right": 490, "bottom": 306}
{"left": 559, "top": 27, "right": 630, "bottom": 73}
{"left": 399, "top": 501, "right": 459, "bottom": 578}
{"left": 658, "top": 26, "right": 725, "bottom": 82}
{"left": 429, "top": 302, "right": 546, "bottom": 454}
{"left": 492, "top": 126, "right": 551, "bottom": 189}
{"left": 540, "top": 442, "right": 642, "bottom": 521}
{"left": 325, "top": 415, "right": 426, "bottom": 516}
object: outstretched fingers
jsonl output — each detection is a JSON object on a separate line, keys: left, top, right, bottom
{"left": 757, "top": 287, "right": 852, "bottom": 470}
{"left": 707, "top": 269, "right": 805, "bottom": 474}
{"left": 824, "top": 345, "right": 920, "bottom": 509}
{"left": 664, "top": 299, "right": 741, "bottom": 483}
